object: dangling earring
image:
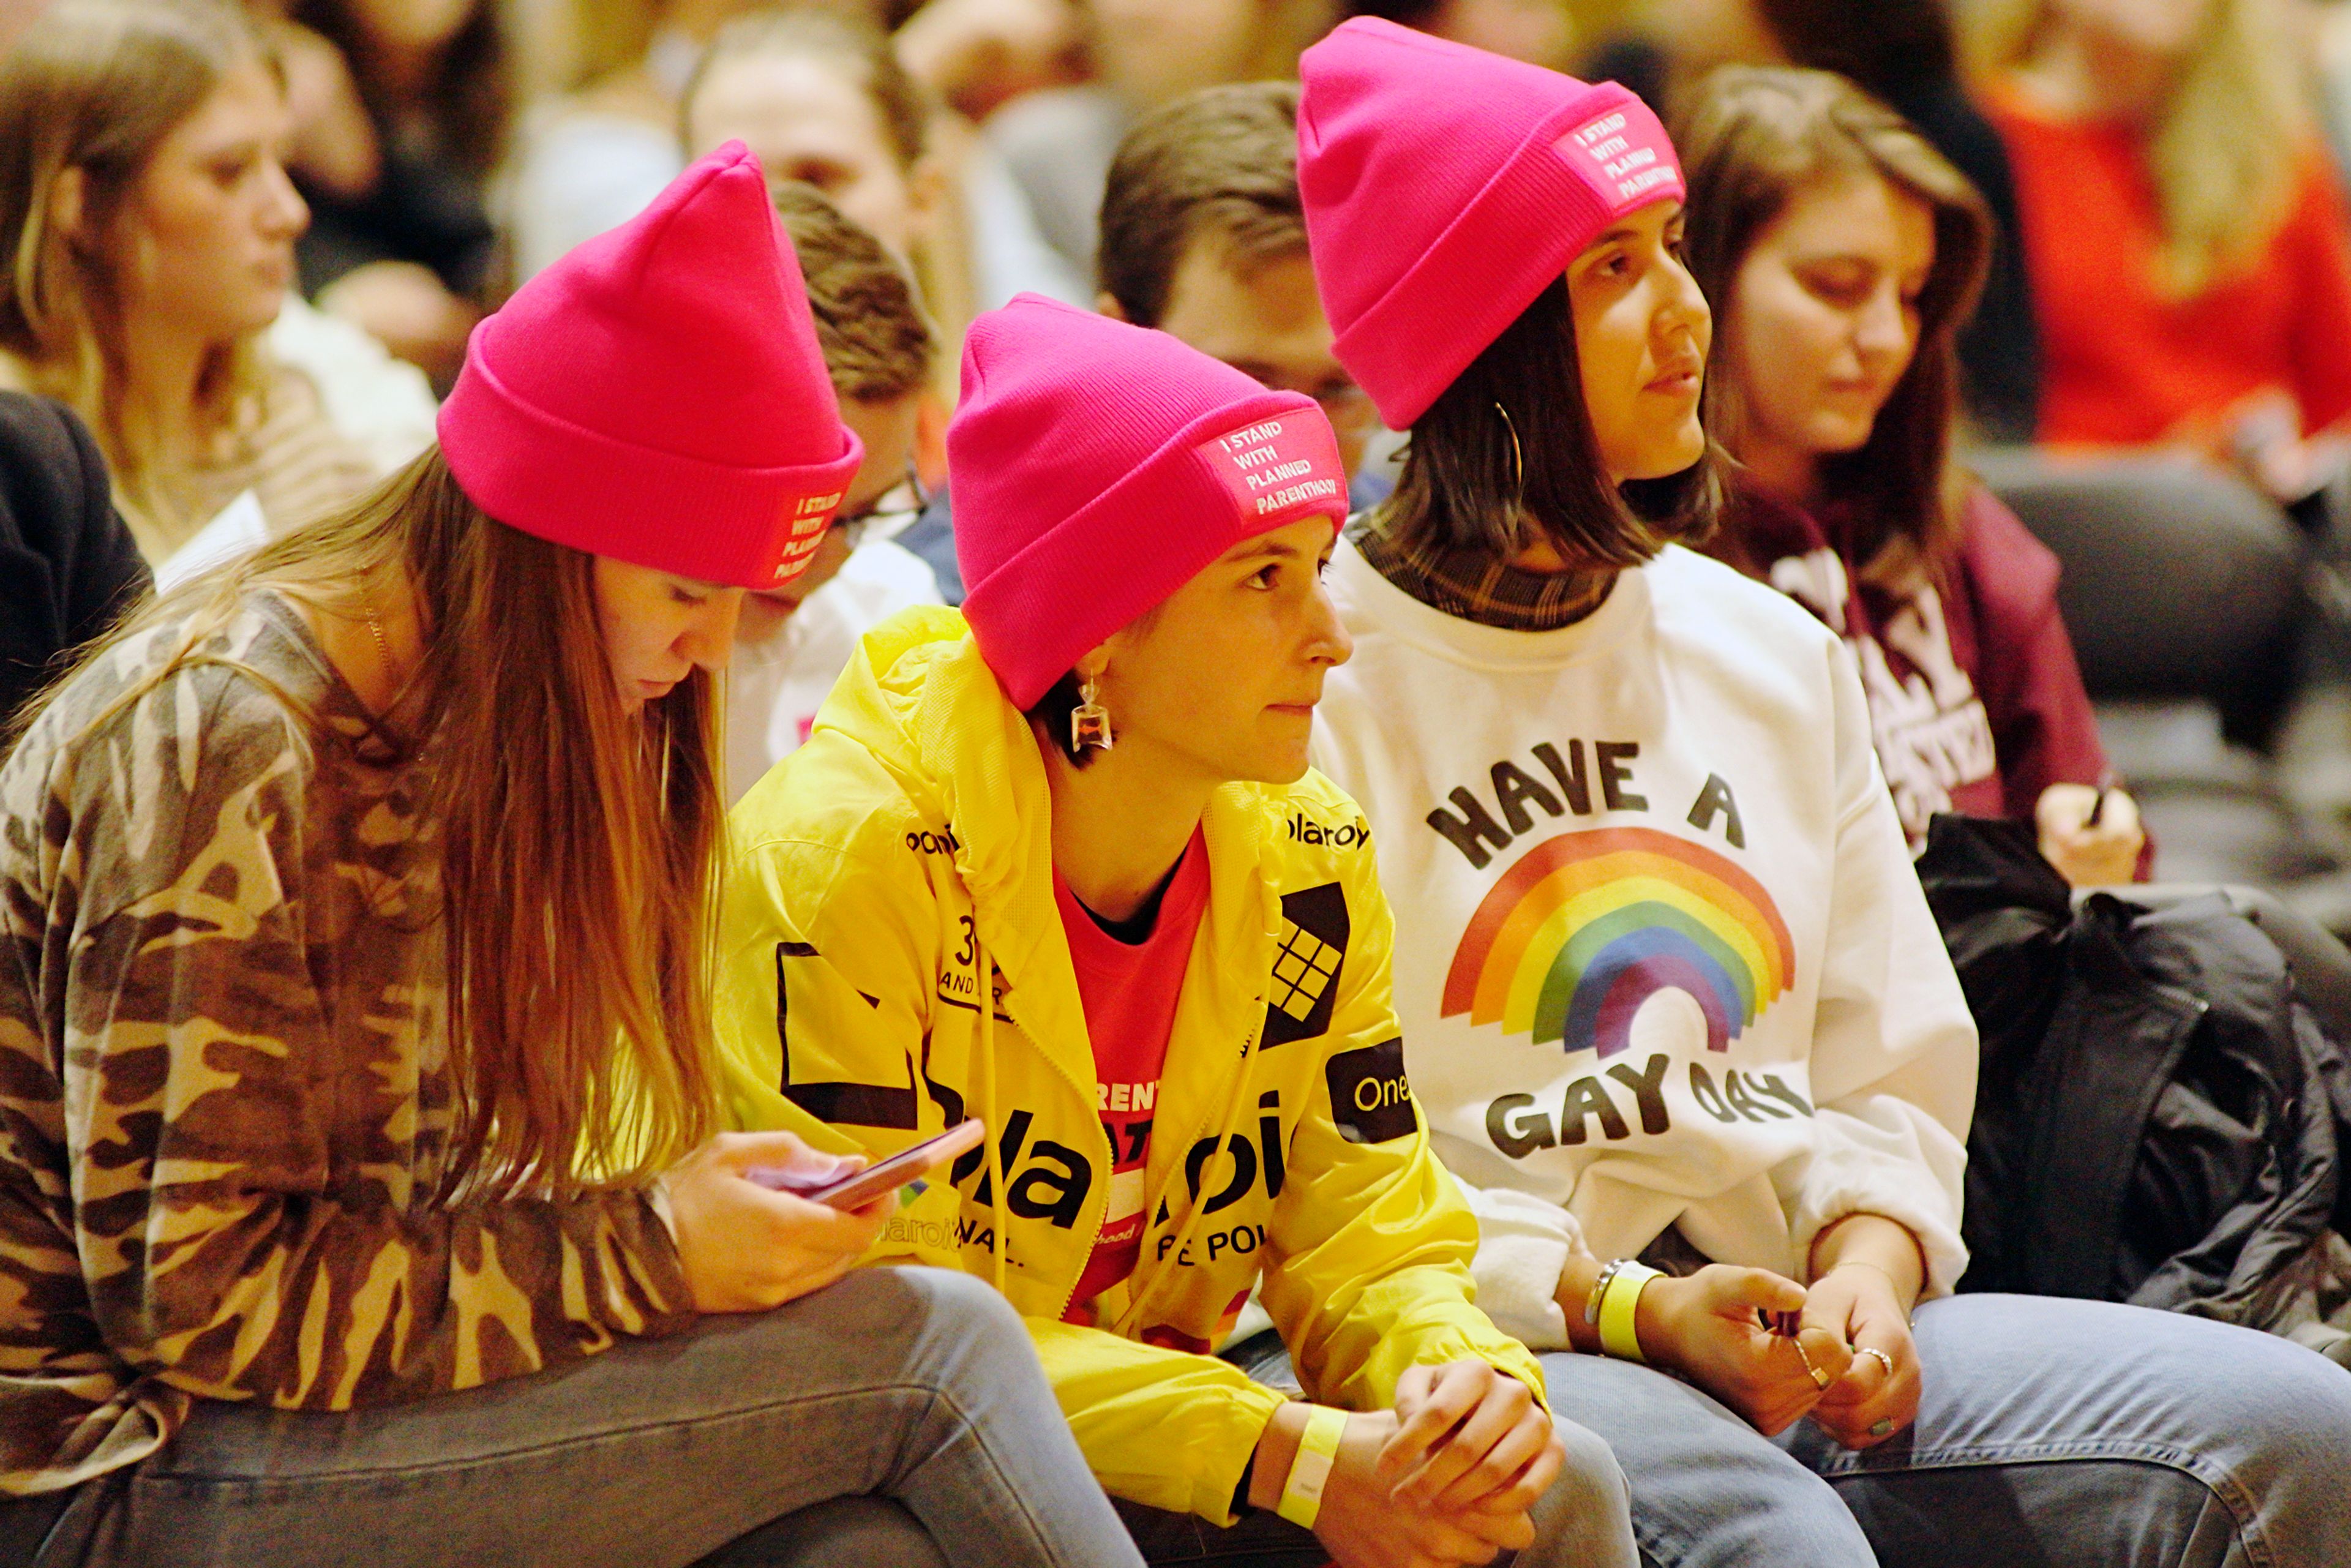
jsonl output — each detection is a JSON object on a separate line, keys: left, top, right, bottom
{"left": 1071, "top": 674, "right": 1114, "bottom": 751}
{"left": 1493, "top": 401, "right": 1526, "bottom": 504}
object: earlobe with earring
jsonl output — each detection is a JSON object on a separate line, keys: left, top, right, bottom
{"left": 1494, "top": 401, "right": 1526, "bottom": 501}
{"left": 1071, "top": 674, "right": 1114, "bottom": 751}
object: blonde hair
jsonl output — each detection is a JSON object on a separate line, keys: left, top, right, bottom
{"left": 39, "top": 450, "right": 725, "bottom": 1200}
{"left": 1965, "top": 0, "right": 2309, "bottom": 295}
{"left": 0, "top": 0, "right": 280, "bottom": 551}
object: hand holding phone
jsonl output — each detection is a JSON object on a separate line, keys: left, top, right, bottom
{"left": 746, "top": 1119, "right": 986, "bottom": 1210}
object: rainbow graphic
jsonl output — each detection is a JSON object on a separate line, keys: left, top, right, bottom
{"left": 1442, "top": 827, "right": 1794, "bottom": 1058}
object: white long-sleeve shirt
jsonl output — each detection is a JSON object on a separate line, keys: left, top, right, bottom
{"left": 1310, "top": 538, "right": 1978, "bottom": 1350}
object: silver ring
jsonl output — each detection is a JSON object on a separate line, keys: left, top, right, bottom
{"left": 1856, "top": 1346, "right": 1895, "bottom": 1379}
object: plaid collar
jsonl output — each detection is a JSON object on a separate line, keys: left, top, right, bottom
{"left": 1348, "top": 513, "right": 1617, "bottom": 632}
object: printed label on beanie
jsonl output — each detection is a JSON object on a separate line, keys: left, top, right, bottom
{"left": 1553, "top": 105, "right": 1681, "bottom": 211}
{"left": 1193, "top": 415, "right": 1346, "bottom": 530}
{"left": 770, "top": 488, "right": 846, "bottom": 582}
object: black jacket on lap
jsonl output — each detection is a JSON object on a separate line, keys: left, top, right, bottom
{"left": 1919, "top": 815, "right": 2351, "bottom": 1349}
{"left": 0, "top": 393, "right": 148, "bottom": 734}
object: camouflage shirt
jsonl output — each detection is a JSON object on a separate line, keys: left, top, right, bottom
{"left": 0, "top": 593, "right": 694, "bottom": 1495}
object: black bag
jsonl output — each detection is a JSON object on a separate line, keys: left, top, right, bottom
{"left": 1918, "top": 816, "right": 2351, "bottom": 1333}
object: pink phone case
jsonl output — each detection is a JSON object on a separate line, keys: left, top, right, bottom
{"left": 744, "top": 1119, "right": 986, "bottom": 1209}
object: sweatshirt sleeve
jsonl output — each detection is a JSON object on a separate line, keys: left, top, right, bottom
{"left": 1955, "top": 491, "right": 2109, "bottom": 809}
{"left": 1258, "top": 855, "right": 1550, "bottom": 1412}
{"left": 1452, "top": 1175, "right": 1592, "bottom": 1352}
{"left": 54, "top": 673, "right": 694, "bottom": 1412}
{"left": 1788, "top": 642, "right": 1979, "bottom": 1299}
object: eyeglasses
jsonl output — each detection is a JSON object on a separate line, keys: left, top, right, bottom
{"left": 829, "top": 463, "right": 929, "bottom": 554}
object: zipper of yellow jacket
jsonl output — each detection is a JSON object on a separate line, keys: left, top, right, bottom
{"left": 969, "top": 910, "right": 1270, "bottom": 1334}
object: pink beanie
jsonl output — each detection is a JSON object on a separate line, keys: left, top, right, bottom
{"left": 952, "top": 294, "right": 1348, "bottom": 710}
{"left": 437, "top": 142, "right": 861, "bottom": 589}
{"left": 1298, "top": 18, "right": 1685, "bottom": 430}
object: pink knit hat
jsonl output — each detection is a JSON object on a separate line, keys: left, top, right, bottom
{"left": 952, "top": 294, "right": 1348, "bottom": 709}
{"left": 1298, "top": 18, "right": 1685, "bottom": 430}
{"left": 437, "top": 142, "right": 861, "bottom": 589}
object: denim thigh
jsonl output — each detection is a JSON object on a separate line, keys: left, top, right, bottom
{"left": 32, "top": 1266, "right": 1139, "bottom": 1568}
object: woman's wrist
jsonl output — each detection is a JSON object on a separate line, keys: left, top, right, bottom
{"left": 1807, "top": 1213, "right": 1926, "bottom": 1306}
{"left": 1555, "top": 1254, "right": 1685, "bottom": 1368}
{"left": 1552, "top": 1255, "right": 1607, "bottom": 1354}
{"left": 1247, "top": 1401, "right": 1313, "bottom": 1513}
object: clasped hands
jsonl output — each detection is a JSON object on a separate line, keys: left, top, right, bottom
{"left": 1251, "top": 1360, "right": 1565, "bottom": 1568}
{"left": 1558, "top": 1215, "right": 1924, "bottom": 1451}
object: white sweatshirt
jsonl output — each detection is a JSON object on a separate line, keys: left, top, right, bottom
{"left": 1309, "top": 538, "right": 1977, "bottom": 1351}
{"left": 724, "top": 539, "right": 943, "bottom": 805}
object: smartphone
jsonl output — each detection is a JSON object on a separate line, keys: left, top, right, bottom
{"left": 745, "top": 1119, "right": 986, "bottom": 1210}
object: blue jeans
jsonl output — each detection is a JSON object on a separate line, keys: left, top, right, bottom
{"left": 1, "top": 1266, "right": 1144, "bottom": 1568}
{"left": 1538, "top": 1293, "right": 2351, "bottom": 1568}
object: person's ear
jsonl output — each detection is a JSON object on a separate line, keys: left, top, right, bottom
{"left": 1073, "top": 642, "right": 1113, "bottom": 685}
{"left": 45, "top": 166, "right": 86, "bottom": 244}
{"left": 904, "top": 151, "right": 948, "bottom": 241}
{"left": 1095, "top": 291, "right": 1127, "bottom": 321}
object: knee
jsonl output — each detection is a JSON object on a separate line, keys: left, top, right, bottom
{"left": 1539, "top": 1414, "right": 1631, "bottom": 1518}
{"left": 894, "top": 1266, "right": 1033, "bottom": 1377}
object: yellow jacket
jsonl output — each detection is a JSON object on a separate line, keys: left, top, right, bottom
{"left": 716, "top": 607, "right": 1543, "bottom": 1523}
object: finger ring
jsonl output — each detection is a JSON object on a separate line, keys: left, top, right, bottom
{"left": 1787, "top": 1334, "right": 1831, "bottom": 1390}
{"left": 1856, "top": 1346, "right": 1895, "bottom": 1378}
{"left": 1869, "top": 1417, "right": 1895, "bottom": 1437}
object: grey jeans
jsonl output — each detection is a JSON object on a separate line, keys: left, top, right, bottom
{"left": 1540, "top": 1292, "right": 2351, "bottom": 1568}
{"left": 0, "top": 1266, "right": 1145, "bottom": 1568}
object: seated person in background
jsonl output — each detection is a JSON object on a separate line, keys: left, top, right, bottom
{"left": 713, "top": 293, "right": 1637, "bottom": 1568}
{"left": 1678, "top": 66, "right": 2143, "bottom": 886}
{"left": 681, "top": 8, "right": 962, "bottom": 466}
{"left": 0, "top": 392, "right": 149, "bottom": 730}
{"left": 978, "top": 0, "right": 1330, "bottom": 304}
{"left": 284, "top": 0, "right": 509, "bottom": 386}
{"left": 0, "top": 0, "right": 400, "bottom": 568}
{"left": 726, "top": 181, "right": 945, "bottom": 804}
{"left": 1967, "top": 0, "right": 2351, "bottom": 495}
{"left": 901, "top": 80, "right": 1387, "bottom": 601}
{"left": 0, "top": 143, "right": 1143, "bottom": 1568}
{"left": 1337, "top": 0, "right": 1578, "bottom": 70}
{"left": 1295, "top": 20, "right": 2351, "bottom": 1567}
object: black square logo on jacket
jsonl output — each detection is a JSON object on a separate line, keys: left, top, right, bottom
{"left": 1264, "top": 883, "right": 1349, "bottom": 1048}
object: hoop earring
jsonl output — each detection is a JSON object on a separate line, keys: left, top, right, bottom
{"left": 1493, "top": 402, "right": 1525, "bottom": 502}
{"left": 1070, "top": 674, "right": 1114, "bottom": 751}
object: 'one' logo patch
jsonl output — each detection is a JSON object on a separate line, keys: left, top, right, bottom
{"left": 1327, "top": 1037, "right": 1416, "bottom": 1145}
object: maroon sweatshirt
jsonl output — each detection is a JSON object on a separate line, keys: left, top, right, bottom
{"left": 1714, "top": 479, "right": 2123, "bottom": 860}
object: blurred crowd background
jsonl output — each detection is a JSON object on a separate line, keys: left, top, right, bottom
{"left": 12, "top": 0, "right": 2351, "bottom": 923}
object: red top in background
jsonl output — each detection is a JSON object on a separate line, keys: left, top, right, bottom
{"left": 1054, "top": 828, "right": 1212, "bottom": 1321}
{"left": 1982, "top": 83, "right": 2351, "bottom": 447}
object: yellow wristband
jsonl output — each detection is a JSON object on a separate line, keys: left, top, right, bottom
{"left": 1275, "top": 1405, "right": 1349, "bottom": 1530}
{"left": 1596, "top": 1259, "right": 1661, "bottom": 1363}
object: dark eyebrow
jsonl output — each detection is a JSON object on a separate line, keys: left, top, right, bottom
{"left": 1228, "top": 536, "right": 1307, "bottom": 565}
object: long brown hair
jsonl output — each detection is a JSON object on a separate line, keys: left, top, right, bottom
{"left": 0, "top": 0, "right": 279, "bottom": 552}
{"left": 36, "top": 449, "right": 724, "bottom": 1199}
{"left": 1676, "top": 66, "right": 1990, "bottom": 580}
